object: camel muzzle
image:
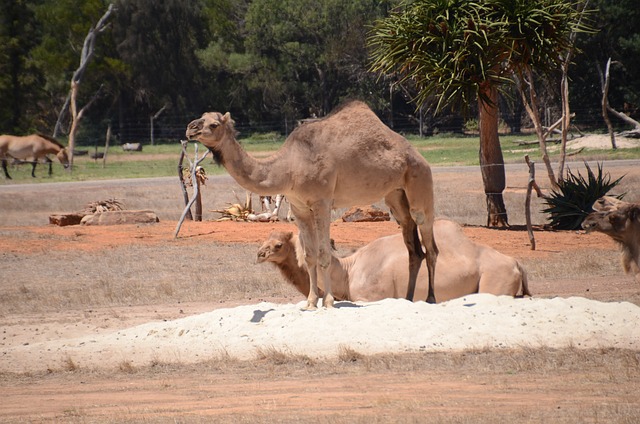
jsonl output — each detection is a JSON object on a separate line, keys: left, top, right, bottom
{"left": 186, "top": 119, "right": 203, "bottom": 139}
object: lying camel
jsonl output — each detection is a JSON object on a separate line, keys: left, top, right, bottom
{"left": 257, "top": 219, "right": 530, "bottom": 302}
{"left": 582, "top": 196, "right": 640, "bottom": 283}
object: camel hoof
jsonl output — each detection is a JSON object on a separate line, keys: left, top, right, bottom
{"left": 302, "top": 300, "right": 318, "bottom": 311}
{"left": 427, "top": 296, "right": 436, "bottom": 304}
{"left": 323, "top": 297, "right": 335, "bottom": 309}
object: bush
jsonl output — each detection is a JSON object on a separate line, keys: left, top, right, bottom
{"left": 542, "top": 162, "right": 624, "bottom": 230}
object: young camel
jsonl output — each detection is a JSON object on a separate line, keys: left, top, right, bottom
{"left": 582, "top": 197, "right": 640, "bottom": 283}
{"left": 186, "top": 101, "right": 438, "bottom": 309}
{"left": 257, "top": 219, "right": 530, "bottom": 302}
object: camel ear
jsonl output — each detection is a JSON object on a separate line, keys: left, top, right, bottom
{"left": 221, "top": 112, "right": 231, "bottom": 123}
{"left": 284, "top": 231, "right": 294, "bottom": 241}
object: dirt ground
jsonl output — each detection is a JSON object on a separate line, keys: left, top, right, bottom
{"left": 1, "top": 158, "right": 640, "bottom": 423}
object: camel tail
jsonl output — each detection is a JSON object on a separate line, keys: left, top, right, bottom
{"left": 517, "top": 261, "right": 532, "bottom": 297}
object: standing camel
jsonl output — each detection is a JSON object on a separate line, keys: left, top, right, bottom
{"left": 0, "top": 134, "right": 69, "bottom": 179}
{"left": 186, "top": 100, "right": 438, "bottom": 309}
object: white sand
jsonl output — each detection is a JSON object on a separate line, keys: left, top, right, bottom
{"left": 2, "top": 294, "right": 639, "bottom": 373}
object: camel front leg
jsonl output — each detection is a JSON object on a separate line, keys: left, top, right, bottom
{"left": 312, "top": 201, "right": 334, "bottom": 308}
{"left": 291, "top": 206, "right": 320, "bottom": 310}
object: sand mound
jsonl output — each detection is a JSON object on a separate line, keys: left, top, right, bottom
{"left": 562, "top": 134, "right": 640, "bottom": 150}
{"left": 3, "top": 294, "right": 639, "bottom": 373}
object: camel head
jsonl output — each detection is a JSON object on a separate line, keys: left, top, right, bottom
{"left": 256, "top": 231, "right": 295, "bottom": 264}
{"left": 592, "top": 196, "right": 625, "bottom": 212}
{"left": 582, "top": 204, "right": 639, "bottom": 240}
{"left": 186, "top": 111, "right": 234, "bottom": 153}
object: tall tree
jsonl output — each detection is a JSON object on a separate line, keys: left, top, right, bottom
{"left": 571, "top": 0, "right": 640, "bottom": 127}
{"left": 369, "top": 0, "right": 591, "bottom": 226}
{"left": 0, "top": 0, "right": 43, "bottom": 133}
{"left": 111, "top": 0, "right": 211, "bottom": 140}
{"left": 236, "top": 0, "right": 391, "bottom": 124}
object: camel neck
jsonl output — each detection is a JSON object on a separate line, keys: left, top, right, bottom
{"left": 217, "top": 129, "right": 288, "bottom": 196}
{"left": 275, "top": 254, "right": 311, "bottom": 297}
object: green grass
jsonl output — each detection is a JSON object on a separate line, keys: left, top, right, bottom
{"left": 2, "top": 132, "right": 638, "bottom": 183}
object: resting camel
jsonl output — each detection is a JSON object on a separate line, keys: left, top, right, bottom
{"left": 0, "top": 134, "right": 69, "bottom": 179}
{"left": 257, "top": 219, "right": 530, "bottom": 302}
{"left": 186, "top": 100, "right": 438, "bottom": 309}
{"left": 582, "top": 196, "right": 640, "bottom": 283}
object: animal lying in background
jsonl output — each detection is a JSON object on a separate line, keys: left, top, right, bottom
{"left": 582, "top": 196, "right": 640, "bottom": 283}
{"left": 0, "top": 134, "right": 69, "bottom": 179}
{"left": 257, "top": 219, "right": 530, "bottom": 303}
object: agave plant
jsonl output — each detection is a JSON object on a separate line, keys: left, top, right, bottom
{"left": 542, "top": 162, "right": 624, "bottom": 230}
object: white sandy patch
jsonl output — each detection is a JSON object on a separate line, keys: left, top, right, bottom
{"left": 559, "top": 134, "right": 640, "bottom": 151}
{"left": 2, "top": 294, "right": 639, "bottom": 373}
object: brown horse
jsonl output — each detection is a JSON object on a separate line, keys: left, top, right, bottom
{"left": 0, "top": 134, "right": 69, "bottom": 179}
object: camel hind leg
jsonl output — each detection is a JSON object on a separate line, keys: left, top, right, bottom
{"left": 385, "top": 190, "right": 428, "bottom": 302}
{"left": 403, "top": 170, "right": 438, "bottom": 304}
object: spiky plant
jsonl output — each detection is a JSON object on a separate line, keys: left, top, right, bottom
{"left": 542, "top": 162, "right": 624, "bottom": 230}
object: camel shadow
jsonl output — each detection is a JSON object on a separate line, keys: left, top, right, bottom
{"left": 334, "top": 301, "right": 363, "bottom": 309}
{"left": 250, "top": 308, "right": 274, "bottom": 323}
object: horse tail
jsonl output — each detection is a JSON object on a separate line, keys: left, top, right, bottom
{"left": 36, "top": 133, "right": 66, "bottom": 149}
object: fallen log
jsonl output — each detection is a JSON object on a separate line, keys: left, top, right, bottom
{"left": 81, "top": 210, "right": 159, "bottom": 226}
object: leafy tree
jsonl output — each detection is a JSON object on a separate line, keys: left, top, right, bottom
{"left": 369, "top": 0, "right": 591, "bottom": 226}
{"left": 111, "top": 0, "right": 211, "bottom": 140}
{"left": 0, "top": 0, "right": 43, "bottom": 133}
{"left": 571, "top": 0, "right": 640, "bottom": 127}
{"left": 30, "top": 0, "right": 112, "bottom": 133}
{"left": 232, "top": 0, "right": 391, "bottom": 126}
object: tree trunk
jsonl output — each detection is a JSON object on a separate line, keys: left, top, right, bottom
{"left": 478, "top": 84, "right": 508, "bottom": 227}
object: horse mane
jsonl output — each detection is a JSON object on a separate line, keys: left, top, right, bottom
{"left": 37, "top": 133, "right": 66, "bottom": 149}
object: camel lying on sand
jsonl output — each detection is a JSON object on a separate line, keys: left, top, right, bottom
{"left": 582, "top": 196, "right": 640, "bottom": 283}
{"left": 257, "top": 219, "right": 530, "bottom": 302}
{"left": 187, "top": 101, "right": 438, "bottom": 309}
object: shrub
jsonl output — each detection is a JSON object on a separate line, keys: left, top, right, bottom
{"left": 542, "top": 162, "right": 624, "bottom": 230}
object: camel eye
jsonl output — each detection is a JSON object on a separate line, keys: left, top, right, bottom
{"left": 209, "top": 123, "right": 219, "bottom": 130}
{"left": 275, "top": 242, "right": 283, "bottom": 249}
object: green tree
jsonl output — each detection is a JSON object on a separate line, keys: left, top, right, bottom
{"left": 111, "top": 0, "right": 211, "bottom": 140}
{"left": 229, "top": 0, "right": 391, "bottom": 125}
{"left": 369, "top": 0, "right": 591, "bottom": 226}
{"left": 0, "top": 0, "right": 43, "bottom": 133}
{"left": 571, "top": 0, "right": 640, "bottom": 126}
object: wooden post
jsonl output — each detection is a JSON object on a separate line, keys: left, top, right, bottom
{"left": 177, "top": 143, "right": 193, "bottom": 221}
{"left": 102, "top": 123, "right": 111, "bottom": 168}
{"left": 174, "top": 141, "right": 209, "bottom": 238}
{"left": 525, "top": 155, "right": 544, "bottom": 251}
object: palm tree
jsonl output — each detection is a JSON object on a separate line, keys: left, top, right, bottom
{"left": 369, "top": 0, "right": 592, "bottom": 226}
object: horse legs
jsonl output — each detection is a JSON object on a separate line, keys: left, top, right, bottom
{"left": 385, "top": 190, "right": 425, "bottom": 302}
{"left": 1, "top": 159, "right": 11, "bottom": 179}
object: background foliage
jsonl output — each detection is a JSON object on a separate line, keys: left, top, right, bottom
{"left": 0, "top": 0, "right": 638, "bottom": 145}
